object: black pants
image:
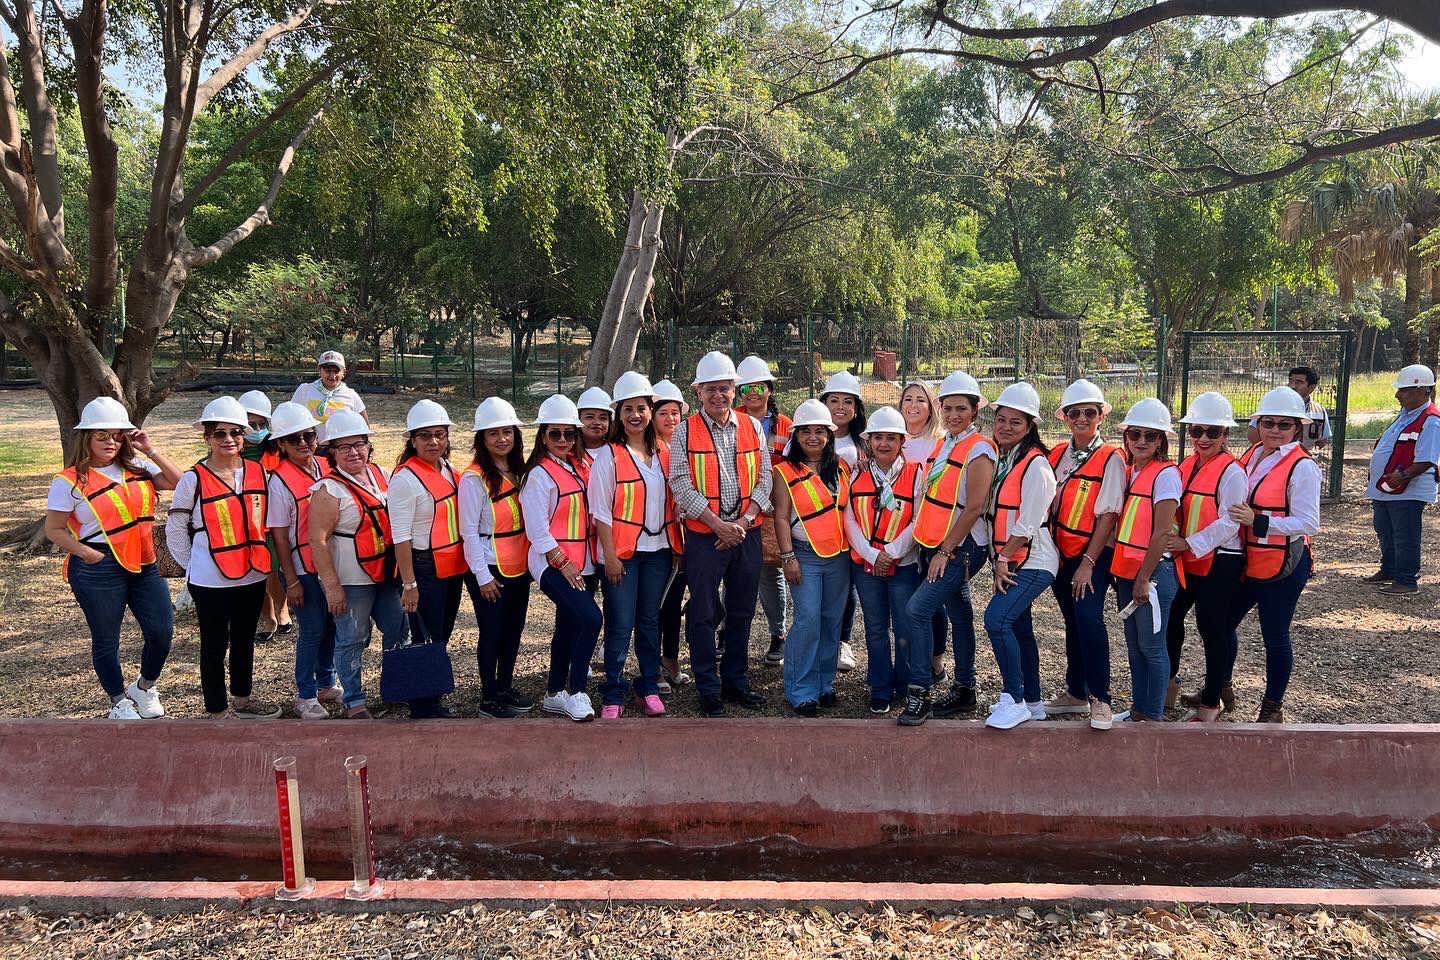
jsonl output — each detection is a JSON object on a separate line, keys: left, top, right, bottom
{"left": 465, "top": 568, "right": 531, "bottom": 700}
{"left": 408, "top": 550, "right": 464, "bottom": 718}
{"left": 1165, "top": 552, "right": 1244, "bottom": 708}
{"left": 189, "top": 580, "right": 266, "bottom": 714}
{"left": 661, "top": 568, "right": 688, "bottom": 661}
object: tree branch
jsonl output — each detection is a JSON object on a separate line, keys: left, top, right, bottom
{"left": 65, "top": 0, "right": 121, "bottom": 325}
{"left": 11, "top": 0, "right": 64, "bottom": 240}
{"left": 192, "top": 0, "right": 324, "bottom": 115}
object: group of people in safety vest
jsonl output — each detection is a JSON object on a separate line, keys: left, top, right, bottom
{"left": 45, "top": 347, "right": 1431, "bottom": 727}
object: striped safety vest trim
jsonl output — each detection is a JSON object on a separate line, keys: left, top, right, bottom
{"left": 192, "top": 460, "right": 271, "bottom": 580}
{"left": 1238, "top": 443, "right": 1311, "bottom": 582}
{"left": 397, "top": 457, "right": 465, "bottom": 579}
{"left": 59, "top": 465, "right": 157, "bottom": 579}
{"left": 1176, "top": 452, "right": 1235, "bottom": 578}
{"left": 684, "top": 413, "right": 763, "bottom": 534}
{"left": 465, "top": 464, "right": 529, "bottom": 578}
{"left": 1046, "top": 442, "right": 1121, "bottom": 559}
{"left": 848, "top": 460, "right": 919, "bottom": 573}
{"left": 775, "top": 459, "right": 851, "bottom": 558}
{"left": 538, "top": 456, "right": 590, "bottom": 569}
{"left": 990, "top": 448, "right": 1046, "bottom": 568}
{"left": 912, "top": 433, "right": 986, "bottom": 549}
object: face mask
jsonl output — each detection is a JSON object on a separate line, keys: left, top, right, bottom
{"left": 245, "top": 428, "right": 270, "bottom": 444}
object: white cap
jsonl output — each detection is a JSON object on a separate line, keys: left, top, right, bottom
{"left": 1055, "top": 379, "right": 1111, "bottom": 420}
{"left": 237, "top": 390, "right": 272, "bottom": 419}
{"left": 535, "top": 394, "right": 583, "bottom": 427}
{"left": 821, "top": 370, "right": 862, "bottom": 398}
{"left": 1179, "top": 392, "right": 1237, "bottom": 428}
{"left": 76, "top": 397, "right": 136, "bottom": 432}
{"left": 937, "top": 370, "right": 988, "bottom": 407}
{"left": 653, "top": 379, "right": 690, "bottom": 414}
{"left": 993, "top": 381, "right": 1042, "bottom": 419}
{"left": 736, "top": 355, "right": 777, "bottom": 386}
{"left": 577, "top": 386, "right": 613, "bottom": 412}
{"left": 1119, "top": 398, "right": 1175, "bottom": 435}
{"left": 193, "top": 396, "right": 249, "bottom": 428}
{"left": 406, "top": 399, "right": 453, "bottom": 432}
{"left": 317, "top": 350, "right": 346, "bottom": 369}
{"left": 1394, "top": 363, "right": 1436, "bottom": 389}
{"left": 1253, "top": 386, "right": 1310, "bottom": 422}
{"left": 862, "top": 406, "right": 907, "bottom": 436}
{"left": 324, "top": 409, "right": 371, "bottom": 441}
{"left": 270, "top": 401, "right": 320, "bottom": 440}
{"left": 790, "top": 398, "right": 837, "bottom": 432}
{"left": 692, "top": 351, "right": 738, "bottom": 385}
{"left": 611, "top": 371, "right": 657, "bottom": 405}
{"left": 473, "top": 397, "right": 522, "bottom": 432}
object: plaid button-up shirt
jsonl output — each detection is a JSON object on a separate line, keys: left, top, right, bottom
{"left": 667, "top": 409, "right": 773, "bottom": 521}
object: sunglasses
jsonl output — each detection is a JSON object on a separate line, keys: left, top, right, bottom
{"left": 283, "top": 431, "right": 319, "bottom": 445}
{"left": 91, "top": 431, "right": 131, "bottom": 443}
{"left": 545, "top": 428, "right": 578, "bottom": 441}
{"left": 209, "top": 428, "right": 246, "bottom": 440}
{"left": 331, "top": 440, "right": 370, "bottom": 455}
{"left": 1257, "top": 418, "right": 1297, "bottom": 431}
{"left": 738, "top": 383, "right": 768, "bottom": 397}
{"left": 1124, "top": 428, "right": 1164, "bottom": 444}
{"left": 1064, "top": 407, "right": 1102, "bottom": 420}
{"left": 1187, "top": 425, "right": 1225, "bottom": 440}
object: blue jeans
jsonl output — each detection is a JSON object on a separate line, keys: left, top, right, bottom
{"left": 1372, "top": 499, "right": 1425, "bottom": 586}
{"left": 783, "top": 542, "right": 851, "bottom": 706}
{"left": 906, "top": 539, "right": 987, "bottom": 689}
{"left": 685, "top": 530, "right": 762, "bottom": 696}
{"left": 68, "top": 555, "right": 173, "bottom": 698}
{"left": 1052, "top": 547, "right": 1114, "bottom": 703}
{"left": 600, "top": 549, "right": 672, "bottom": 704}
{"left": 292, "top": 573, "right": 337, "bottom": 700}
{"left": 1232, "top": 548, "right": 1312, "bottom": 703}
{"left": 333, "top": 580, "right": 408, "bottom": 709}
{"left": 1114, "top": 559, "right": 1178, "bottom": 719}
{"left": 540, "top": 566, "right": 603, "bottom": 695}
{"left": 983, "top": 567, "right": 1053, "bottom": 703}
{"left": 854, "top": 561, "right": 920, "bottom": 700}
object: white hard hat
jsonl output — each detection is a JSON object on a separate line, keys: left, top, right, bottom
{"left": 1178, "top": 392, "right": 1237, "bottom": 428}
{"left": 652, "top": 379, "right": 690, "bottom": 414}
{"left": 862, "top": 406, "right": 907, "bottom": 436}
{"left": 1119, "top": 398, "right": 1175, "bottom": 435}
{"left": 993, "top": 381, "right": 1042, "bottom": 419}
{"left": 406, "top": 399, "right": 453, "bottom": 433}
{"left": 577, "top": 386, "right": 613, "bottom": 412}
{"left": 736, "top": 355, "right": 777, "bottom": 386}
{"left": 610, "top": 371, "right": 656, "bottom": 405}
{"left": 1393, "top": 363, "right": 1437, "bottom": 389}
{"left": 323, "top": 408, "right": 371, "bottom": 442}
{"left": 473, "top": 397, "right": 522, "bottom": 432}
{"left": 1252, "top": 386, "right": 1310, "bottom": 423}
{"left": 76, "top": 396, "right": 136, "bottom": 432}
{"left": 821, "top": 370, "right": 862, "bottom": 398}
{"left": 193, "top": 395, "right": 249, "bottom": 428}
{"left": 270, "top": 401, "right": 320, "bottom": 440}
{"left": 237, "top": 390, "right": 272, "bottom": 419}
{"left": 937, "top": 370, "right": 988, "bottom": 407}
{"left": 317, "top": 350, "right": 346, "bottom": 369}
{"left": 535, "top": 394, "right": 583, "bottom": 427}
{"left": 790, "top": 398, "right": 837, "bottom": 432}
{"left": 692, "top": 351, "right": 738, "bottom": 385}
{"left": 1054, "top": 378, "right": 1111, "bottom": 420}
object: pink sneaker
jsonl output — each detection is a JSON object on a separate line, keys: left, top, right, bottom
{"left": 600, "top": 704, "right": 624, "bottom": 719}
{"left": 641, "top": 694, "right": 666, "bottom": 717}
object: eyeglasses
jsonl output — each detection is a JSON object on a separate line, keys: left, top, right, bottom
{"left": 91, "top": 431, "right": 130, "bottom": 443}
{"left": 545, "top": 428, "right": 578, "bottom": 441}
{"left": 738, "top": 383, "right": 768, "bottom": 397}
{"left": 413, "top": 430, "right": 449, "bottom": 443}
{"left": 283, "top": 431, "right": 319, "bottom": 445}
{"left": 1257, "top": 418, "right": 1296, "bottom": 431}
{"left": 209, "top": 428, "right": 245, "bottom": 440}
{"left": 331, "top": 440, "right": 370, "bottom": 455}
{"left": 1064, "top": 407, "right": 1101, "bottom": 420}
{"left": 1124, "top": 428, "right": 1164, "bottom": 444}
{"left": 1187, "top": 425, "right": 1225, "bottom": 440}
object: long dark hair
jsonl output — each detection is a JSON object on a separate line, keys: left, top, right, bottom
{"left": 1008, "top": 418, "right": 1050, "bottom": 461}
{"left": 608, "top": 398, "right": 658, "bottom": 455}
{"left": 780, "top": 426, "right": 840, "bottom": 490}
{"left": 396, "top": 431, "right": 452, "bottom": 469}
{"left": 821, "top": 391, "right": 867, "bottom": 446}
{"left": 736, "top": 386, "right": 780, "bottom": 421}
{"left": 471, "top": 427, "right": 526, "bottom": 498}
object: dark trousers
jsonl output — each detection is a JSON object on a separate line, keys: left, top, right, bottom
{"left": 408, "top": 550, "right": 464, "bottom": 717}
{"left": 660, "top": 569, "right": 687, "bottom": 662}
{"left": 1372, "top": 498, "right": 1425, "bottom": 586}
{"left": 685, "top": 530, "right": 762, "bottom": 696}
{"left": 465, "top": 568, "right": 531, "bottom": 701}
{"left": 189, "top": 579, "right": 266, "bottom": 713}
{"left": 68, "top": 555, "right": 173, "bottom": 698}
{"left": 1232, "top": 548, "right": 1312, "bottom": 703}
{"left": 1166, "top": 552, "right": 1244, "bottom": 708}
{"left": 539, "top": 566, "right": 603, "bottom": 694}
{"left": 1052, "top": 547, "right": 1114, "bottom": 704}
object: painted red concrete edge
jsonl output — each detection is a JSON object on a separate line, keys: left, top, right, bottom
{"left": 1, "top": 879, "right": 1438, "bottom": 914}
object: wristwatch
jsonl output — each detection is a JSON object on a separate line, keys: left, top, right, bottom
{"left": 402, "top": 581, "right": 418, "bottom": 590}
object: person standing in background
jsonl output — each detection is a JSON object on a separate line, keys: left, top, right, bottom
{"left": 1365, "top": 364, "right": 1438, "bottom": 597}
{"left": 1247, "top": 367, "right": 1330, "bottom": 452}
{"left": 736, "top": 355, "right": 791, "bottom": 666}
{"left": 292, "top": 351, "right": 369, "bottom": 439}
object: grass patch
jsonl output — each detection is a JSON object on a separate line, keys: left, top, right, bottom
{"left": 1343, "top": 372, "right": 1399, "bottom": 413}
{"left": 0, "top": 439, "right": 55, "bottom": 474}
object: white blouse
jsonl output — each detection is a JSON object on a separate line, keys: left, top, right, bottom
{"left": 518, "top": 456, "right": 595, "bottom": 581}
{"left": 166, "top": 463, "right": 268, "bottom": 589}
{"left": 587, "top": 444, "right": 670, "bottom": 561}
{"left": 387, "top": 459, "right": 457, "bottom": 547}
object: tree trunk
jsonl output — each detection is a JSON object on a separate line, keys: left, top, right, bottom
{"left": 1403, "top": 249, "right": 1423, "bottom": 363}
{"left": 1426, "top": 264, "right": 1440, "bottom": 372}
{"left": 603, "top": 201, "right": 664, "bottom": 388}
{"left": 587, "top": 191, "right": 648, "bottom": 387}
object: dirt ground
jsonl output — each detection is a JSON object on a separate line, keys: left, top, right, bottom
{"left": 1, "top": 389, "right": 1437, "bottom": 722}
{"left": 2, "top": 903, "right": 1437, "bottom": 959}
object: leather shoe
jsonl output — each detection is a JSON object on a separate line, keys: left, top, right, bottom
{"left": 721, "top": 686, "right": 766, "bottom": 709}
{"left": 818, "top": 692, "right": 838, "bottom": 709}
{"left": 793, "top": 700, "right": 819, "bottom": 718}
{"left": 699, "top": 694, "right": 726, "bottom": 717}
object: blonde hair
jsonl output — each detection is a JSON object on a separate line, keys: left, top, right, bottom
{"left": 69, "top": 430, "right": 142, "bottom": 486}
{"left": 899, "top": 381, "right": 940, "bottom": 440}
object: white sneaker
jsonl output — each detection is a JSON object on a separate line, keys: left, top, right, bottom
{"left": 125, "top": 681, "right": 164, "bottom": 719}
{"left": 108, "top": 698, "right": 141, "bottom": 720}
{"left": 566, "top": 691, "right": 595, "bottom": 722}
{"left": 1025, "top": 700, "right": 1046, "bottom": 722}
{"left": 985, "top": 693, "right": 1031, "bottom": 730}
{"left": 294, "top": 697, "right": 329, "bottom": 720}
{"left": 542, "top": 691, "right": 571, "bottom": 716}
{"left": 837, "top": 642, "right": 857, "bottom": 673}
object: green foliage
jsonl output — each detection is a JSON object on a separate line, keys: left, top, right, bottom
{"left": 212, "top": 256, "right": 358, "bottom": 362}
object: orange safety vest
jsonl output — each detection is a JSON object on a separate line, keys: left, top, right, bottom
{"left": 465, "top": 464, "right": 529, "bottom": 578}
{"left": 572, "top": 447, "right": 595, "bottom": 487}
{"left": 655, "top": 445, "right": 685, "bottom": 556}
{"left": 58, "top": 466, "right": 157, "bottom": 579}
{"left": 538, "top": 456, "right": 590, "bottom": 568}
{"left": 1238, "top": 443, "right": 1312, "bottom": 582}
{"left": 912, "top": 433, "right": 987, "bottom": 549}
{"left": 848, "top": 460, "right": 919, "bottom": 574}
{"left": 989, "top": 448, "right": 1046, "bottom": 568}
{"left": 684, "top": 412, "right": 763, "bottom": 534}
{"left": 768, "top": 412, "right": 793, "bottom": 456}
{"left": 273, "top": 456, "right": 330, "bottom": 575}
{"left": 1110, "top": 460, "right": 1176, "bottom": 581}
{"left": 1176, "top": 452, "right": 1236, "bottom": 578}
{"left": 192, "top": 460, "right": 271, "bottom": 580}
{"left": 332, "top": 465, "right": 393, "bottom": 584}
{"left": 607, "top": 443, "right": 675, "bottom": 561}
{"left": 397, "top": 457, "right": 465, "bottom": 579}
{"left": 775, "top": 459, "right": 851, "bottom": 558}
{"left": 1046, "top": 442, "right": 1121, "bottom": 559}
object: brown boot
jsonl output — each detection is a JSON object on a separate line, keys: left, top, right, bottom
{"left": 1256, "top": 698, "right": 1284, "bottom": 723}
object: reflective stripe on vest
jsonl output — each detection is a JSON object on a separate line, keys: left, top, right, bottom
{"left": 684, "top": 413, "right": 762, "bottom": 534}
{"left": 1110, "top": 460, "right": 1173, "bottom": 581}
{"left": 59, "top": 466, "right": 157, "bottom": 578}
{"left": 912, "top": 433, "right": 985, "bottom": 549}
{"left": 464, "top": 464, "right": 529, "bottom": 578}
{"left": 332, "top": 465, "right": 393, "bottom": 584}
{"left": 398, "top": 458, "right": 465, "bottom": 579}
{"left": 193, "top": 460, "right": 271, "bottom": 580}
{"left": 1375, "top": 402, "right": 1440, "bottom": 493}
{"left": 1238, "top": 443, "right": 1311, "bottom": 582}
{"left": 539, "top": 457, "right": 589, "bottom": 568}
{"left": 848, "top": 461, "right": 919, "bottom": 573}
{"left": 1176, "top": 452, "right": 1235, "bottom": 578}
{"left": 655, "top": 446, "right": 685, "bottom": 556}
{"left": 768, "top": 413, "right": 793, "bottom": 456}
{"left": 989, "top": 448, "right": 1045, "bottom": 568}
{"left": 1046, "top": 442, "right": 1120, "bottom": 559}
{"left": 609, "top": 443, "right": 669, "bottom": 561}
{"left": 274, "top": 457, "right": 328, "bottom": 574}
{"left": 775, "top": 460, "right": 850, "bottom": 558}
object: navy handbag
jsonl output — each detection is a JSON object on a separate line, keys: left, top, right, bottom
{"left": 380, "top": 612, "right": 455, "bottom": 703}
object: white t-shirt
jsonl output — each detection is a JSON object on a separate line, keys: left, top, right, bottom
{"left": 265, "top": 459, "right": 324, "bottom": 575}
{"left": 292, "top": 380, "right": 366, "bottom": 425}
{"left": 313, "top": 466, "right": 391, "bottom": 586}
{"left": 47, "top": 459, "right": 162, "bottom": 542}
{"left": 388, "top": 459, "right": 457, "bottom": 548}
{"left": 903, "top": 435, "right": 938, "bottom": 466}
{"left": 166, "top": 463, "right": 268, "bottom": 589}
{"left": 587, "top": 444, "right": 670, "bottom": 561}
{"left": 835, "top": 434, "right": 862, "bottom": 470}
